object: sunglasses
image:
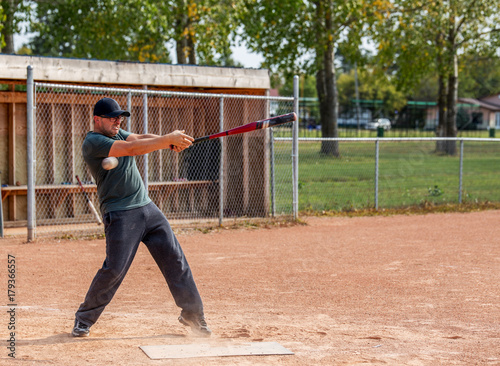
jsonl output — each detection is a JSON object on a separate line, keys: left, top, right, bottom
{"left": 100, "top": 116, "right": 125, "bottom": 123}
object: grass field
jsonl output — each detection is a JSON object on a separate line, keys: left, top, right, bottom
{"left": 273, "top": 126, "right": 494, "bottom": 139}
{"left": 273, "top": 139, "right": 500, "bottom": 213}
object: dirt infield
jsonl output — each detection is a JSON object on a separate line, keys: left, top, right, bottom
{"left": 1, "top": 210, "right": 500, "bottom": 365}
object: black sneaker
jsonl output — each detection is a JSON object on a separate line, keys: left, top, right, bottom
{"left": 72, "top": 319, "right": 90, "bottom": 337}
{"left": 178, "top": 312, "right": 212, "bottom": 337}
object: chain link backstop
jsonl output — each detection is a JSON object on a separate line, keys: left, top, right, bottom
{"left": 26, "top": 80, "right": 295, "bottom": 239}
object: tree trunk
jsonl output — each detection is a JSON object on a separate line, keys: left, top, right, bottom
{"left": 176, "top": 32, "right": 196, "bottom": 65}
{"left": 435, "top": 72, "right": 447, "bottom": 153}
{"left": 3, "top": 33, "right": 15, "bottom": 54}
{"left": 315, "top": 1, "right": 339, "bottom": 157}
{"left": 187, "top": 33, "right": 196, "bottom": 65}
{"left": 1, "top": 0, "right": 16, "bottom": 53}
{"left": 176, "top": 38, "right": 187, "bottom": 64}
{"left": 175, "top": 18, "right": 196, "bottom": 64}
{"left": 444, "top": 51, "right": 458, "bottom": 155}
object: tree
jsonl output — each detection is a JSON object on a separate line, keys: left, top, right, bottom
{"left": 0, "top": 5, "right": 3, "bottom": 49}
{"left": 238, "top": 0, "right": 372, "bottom": 156}
{"left": 0, "top": 0, "right": 31, "bottom": 53}
{"left": 29, "top": 0, "right": 239, "bottom": 65}
{"left": 30, "top": 0, "right": 172, "bottom": 62}
{"left": 459, "top": 55, "right": 500, "bottom": 98}
{"left": 374, "top": 0, "right": 500, "bottom": 155}
{"left": 171, "top": 0, "right": 240, "bottom": 66}
{"left": 337, "top": 68, "right": 406, "bottom": 120}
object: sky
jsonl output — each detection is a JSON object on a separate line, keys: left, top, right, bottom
{"left": 230, "top": 43, "right": 264, "bottom": 68}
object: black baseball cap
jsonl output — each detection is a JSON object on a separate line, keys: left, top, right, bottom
{"left": 93, "top": 98, "right": 131, "bottom": 118}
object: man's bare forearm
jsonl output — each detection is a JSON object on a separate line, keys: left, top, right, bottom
{"left": 109, "top": 131, "right": 193, "bottom": 157}
{"left": 109, "top": 135, "right": 170, "bottom": 157}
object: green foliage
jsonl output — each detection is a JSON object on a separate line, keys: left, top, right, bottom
{"left": 16, "top": 43, "right": 31, "bottom": 55}
{"left": 337, "top": 68, "right": 406, "bottom": 117}
{"left": 369, "top": 0, "right": 500, "bottom": 148}
{"left": 278, "top": 74, "right": 316, "bottom": 98}
{"left": 372, "top": 0, "right": 500, "bottom": 93}
{"left": 459, "top": 55, "right": 500, "bottom": 98}
{"left": 30, "top": 0, "right": 171, "bottom": 62}
{"left": 394, "top": 54, "right": 500, "bottom": 102}
{"left": 0, "top": 4, "right": 4, "bottom": 49}
{"left": 428, "top": 185, "right": 443, "bottom": 197}
{"left": 238, "top": 0, "right": 378, "bottom": 148}
{"left": 28, "top": 0, "right": 240, "bottom": 66}
{"left": 277, "top": 68, "right": 406, "bottom": 121}
{"left": 236, "top": 0, "right": 310, "bottom": 75}
{"left": 0, "top": 0, "right": 32, "bottom": 52}
{"left": 237, "top": 0, "right": 370, "bottom": 76}
{"left": 189, "top": 0, "right": 241, "bottom": 66}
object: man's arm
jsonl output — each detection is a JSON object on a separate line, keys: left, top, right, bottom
{"left": 108, "top": 130, "right": 193, "bottom": 157}
{"left": 126, "top": 133, "right": 163, "bottom": 141}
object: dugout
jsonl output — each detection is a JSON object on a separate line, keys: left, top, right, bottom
{"left": 0, "top": 54, "right": 274, "bottom": 229}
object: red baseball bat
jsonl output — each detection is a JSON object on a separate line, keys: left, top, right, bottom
{"left": 170, "top": 112, "right": 297, "bottom": 149}
{"left": 194, "top": 112, "right": 297, "bottom": 145}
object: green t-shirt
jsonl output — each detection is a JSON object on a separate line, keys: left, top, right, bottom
{"left": 82, "top": 129, "right": 151, "bottom": 214}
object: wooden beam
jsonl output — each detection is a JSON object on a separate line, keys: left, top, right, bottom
{"left": 8, "top": 85, "right": 16, "bottom": 221}
{"left": 0, "top": 91, "right": 27, "bottom": 104}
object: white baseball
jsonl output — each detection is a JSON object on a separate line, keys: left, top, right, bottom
{"left": 102, "top": 157, "right": 119, "bottom": 170}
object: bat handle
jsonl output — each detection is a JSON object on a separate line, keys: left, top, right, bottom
{"left": 193, "top": 136, "right": 210, "bottom": 145}
{"left": 170, "top": 135, "right": 208, "bottom": 150}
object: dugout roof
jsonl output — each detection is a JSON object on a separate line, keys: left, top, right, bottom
{"left": 0, "top": 54, "right": 270, "bottom": 92}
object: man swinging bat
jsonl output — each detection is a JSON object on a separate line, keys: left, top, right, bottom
{"left": 72, "top": 97, "right": 211, "bottom": 337}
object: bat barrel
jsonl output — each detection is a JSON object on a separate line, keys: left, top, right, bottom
{"left": 266, "top": 112, "right": 297, "bottom": 128}
{"left": 190, "top": 112, "right": 297, "bottom": 146}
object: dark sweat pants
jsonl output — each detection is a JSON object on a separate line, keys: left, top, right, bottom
{"left": 75, "top": 202, "right": 204, "bottom": 326}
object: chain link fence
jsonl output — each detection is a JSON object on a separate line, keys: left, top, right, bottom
{"left": 10, "top": 75, "right": 500, "bottom": 241}
{"left": 27, "top": 81, "right": 294, "bottom": 238}
{"left": 273, "top": 137, "right": 500, "bottom": 212}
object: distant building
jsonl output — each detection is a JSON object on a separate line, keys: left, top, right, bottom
{"left": 423, "top": 96, "right": 500, "bottom": 131}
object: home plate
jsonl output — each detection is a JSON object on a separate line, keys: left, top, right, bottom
{"left": 140, "top": 342, "right": 294, "bottom": 359}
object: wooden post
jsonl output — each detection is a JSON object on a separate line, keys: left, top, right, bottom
{"left": 8, "top": 84, "right": 16, "bottom": 221}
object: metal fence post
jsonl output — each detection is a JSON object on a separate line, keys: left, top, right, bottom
{"left": 293, "top": 76, "right": 299, "bottom": 219}
{"left": 27, "top": 66, "right": 35, "bottom": 241}
{"left": 143, "top": 86, "right": 148, "bottom": 189}
{"left": 219, "top": 97, "right": 224, "bottom": 226}
{"left": 459, "top": 139, "right": 464, "bottom": 204}
{"left": 270, "top": 127, "right": 276, "bottom": 218}
{"left": 127, "top": 91, "right": 132, "bottom": 132}
{"left": 265, "top": 89, "right": 276, "bottom": 217}
{"left": 375, "top": 139, "right": 380, "bottom": 210}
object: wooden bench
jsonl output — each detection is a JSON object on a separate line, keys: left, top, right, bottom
{"left": 1, "top": 180, "right": 216, "bottom": 224}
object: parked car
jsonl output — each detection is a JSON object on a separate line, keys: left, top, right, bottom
{"left": 365, "top": 118, "right": 392, "bottom": 130}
